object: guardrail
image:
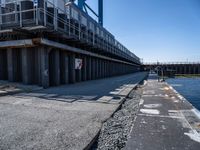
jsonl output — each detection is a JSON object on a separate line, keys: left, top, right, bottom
{"left": 144, "top": 62, "right": 200, "bottom": 65}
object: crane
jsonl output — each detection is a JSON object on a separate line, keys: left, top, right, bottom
{"left": 67, "top": 0, "right": 103, "bottom": 26}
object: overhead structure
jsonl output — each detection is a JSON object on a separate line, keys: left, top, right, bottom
{"left": 76, "top": 0, "right": 103, "bottom": 26}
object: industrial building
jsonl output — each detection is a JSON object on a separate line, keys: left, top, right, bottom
{"left": 0, "top": 0, "right": 141, "bottom": 88}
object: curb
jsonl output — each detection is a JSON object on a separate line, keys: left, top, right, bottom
{"left": 84, "top": 74, "right": 148, "bottom": 150}
{"left": 0, "top": 87, "right": 43, "bottom": 97}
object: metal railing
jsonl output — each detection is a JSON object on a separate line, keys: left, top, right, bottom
{"left": 144, "top": 62, "right": 200, "bottom": 65}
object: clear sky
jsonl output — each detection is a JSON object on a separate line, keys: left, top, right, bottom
{"left": 86, "top": 0, "right": 200, "bottom": 63}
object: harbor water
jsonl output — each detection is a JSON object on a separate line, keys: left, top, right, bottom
{"left": 167, "top": 77, "right": 200, "bottom": 110}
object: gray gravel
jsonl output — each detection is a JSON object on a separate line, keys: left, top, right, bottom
{"left": 96, "top": 88, "right": 142, "bottom": 150}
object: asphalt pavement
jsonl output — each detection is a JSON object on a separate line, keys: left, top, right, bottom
{"left": 0, "top": 72, "right": 147, "bottom": 150}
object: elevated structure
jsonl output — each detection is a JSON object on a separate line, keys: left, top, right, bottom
{"left": 0, "top": 0, "right": 141, "bottom": 88}
{"left": 76, "top": 0, "right": 103, "bottom": 26}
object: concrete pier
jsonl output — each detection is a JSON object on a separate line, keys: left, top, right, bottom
{"left": 125, "top": 74, "right": 200, "bottom": 150}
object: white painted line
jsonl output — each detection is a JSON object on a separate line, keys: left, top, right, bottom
{"left": 140, "top": 109, "right": 160, "bottom": 115}
{"left": 184, "top": 131, "right": 200, "bottom": 143}
{"left": 191, "top": 108, "right": 200, "bottom": 120}
{"left": 138, "top": 113, "right": 183, "bottom": 119}
{"left": 139, "top": 99, "right": 144, "bottom": 105}
{"left": 144, "top": 104, "right": 162, "bottom": 109}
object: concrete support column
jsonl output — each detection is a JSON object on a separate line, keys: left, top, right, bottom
{"left": 181, "top": 65, "right": 184, "bottom": 74}
{"left": 112, "top": 62, "right": 114, "bottom": 76}
{"left": 60, "top": 52, "right": 69, "bottom": 84}
{"left": 92, "top": 58, "right": 96, "bottom": 80}
{"left": 104, "top": 60, "right": 106, "bottom": 77}
{"left": 108, "top": 61, "right": 110, "bottom": 76}
{"left": 21, "top": 48, "right": 32, "bottom": 84}
{"left": 105, "top": 60, "right": 108, "bottom": 77}
{"left": 98, "top": 59, "right": 101, "bottom": 78}
{"left": 193, "top": 65, "right": 196, "bottom": 74}
{"left": 95, "top": 58, "right": 99, "bottom": 79}
{"left": 0, "top": 49, "right": 7, "bottom": 80}
{"left": 184, "top": 66, "right": 186, "bottom": 74}
{"left": 101, "top": 59, "right": 103, "bottom": 78}
{"left": 69, "top": 53, "right": 75, "bottom": 83}
{"left": 86, "top": 56, "right": 92, "bottom": 80}
{"left": 110, "top": 61, "right": 112, "bottom": 77}
{"left": 40, "top": 47, "right": 49, "bottom": 88}
{"left": 54, "top": 50, "right": 60, "bottom": 86}
{"left": 7, "top": 48, "right": 15, "bottom": 82}
{"left": 188, "top": 65, "right": 191, "bottom": 74}
{"left": 100, "top": 59, "right": 103, "bottom": 78}
{"left": 82, "top": 56, "right": 87, "bottom": 81}
{"left": 176, "top": 66, "right": 179, "bottom": 74}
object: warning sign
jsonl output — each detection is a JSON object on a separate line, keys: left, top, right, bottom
{"left": 75, "top": 58, "right": 83, "bottom": 70}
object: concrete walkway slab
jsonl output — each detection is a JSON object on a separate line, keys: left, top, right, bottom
{"left": 0, "top": 80, "right": 43, "bottom": 96}
{"left": 124, "top": 74, "right": 200, "bottom": 150}
{"left": 0, "top": 72, "right": 147, "bottom": 150}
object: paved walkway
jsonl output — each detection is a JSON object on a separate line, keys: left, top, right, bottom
{"left": 0, "top": 72, "right": 147, "bottom": 150}
{"left": 124, "top": 74, "right": 200, "bottom": 150}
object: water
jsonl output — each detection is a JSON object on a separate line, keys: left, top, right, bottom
{"left": 167, "top": 78, "right": 200, "bottom": 110}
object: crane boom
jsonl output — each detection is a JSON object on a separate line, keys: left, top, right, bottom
{"left": 76, "top": 0, "right": 103, "bottom": 26}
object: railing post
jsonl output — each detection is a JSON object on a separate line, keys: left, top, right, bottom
{"left": 35, "top": 0, "right": 38, "bottom": 25}
{"left": 44, "top": 0, "right": 46, "bottom": 26}
{"left": 69, "top": 6, "right": 71, "bottom": 36}
{"left": 19, "top": 1, "right": 22, "bottom": 27}
{"left": 54, "top": 4, "right": 57, "bottom": 31}
{"left": 64, "top": 5, "right": 67, "bottom": 34}
{"left": 79, "top": 13, "right": 81, "bottom": 40}
{"left": 14, "top": 1, "right": 17, "bottom": 24}
{"left": 0, "top": 2, "right": 2, "bottom": 28}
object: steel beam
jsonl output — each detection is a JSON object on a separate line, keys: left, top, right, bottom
{"left": 98, "top": 0, "right": 103, "bottom": 26}
{"left": 0, "top": 40, "right": 34, "bottom": 49}
{"left": 0, "top": 39, "right": 139, "bottom": 66}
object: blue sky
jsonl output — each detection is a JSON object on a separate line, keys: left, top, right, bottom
{"left": 86, "top": 0, "right": 200, "bottom": 63}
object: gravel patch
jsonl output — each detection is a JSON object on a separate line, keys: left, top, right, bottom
{"left": 94, "top": 88, "right": 142, "bottom": 150}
